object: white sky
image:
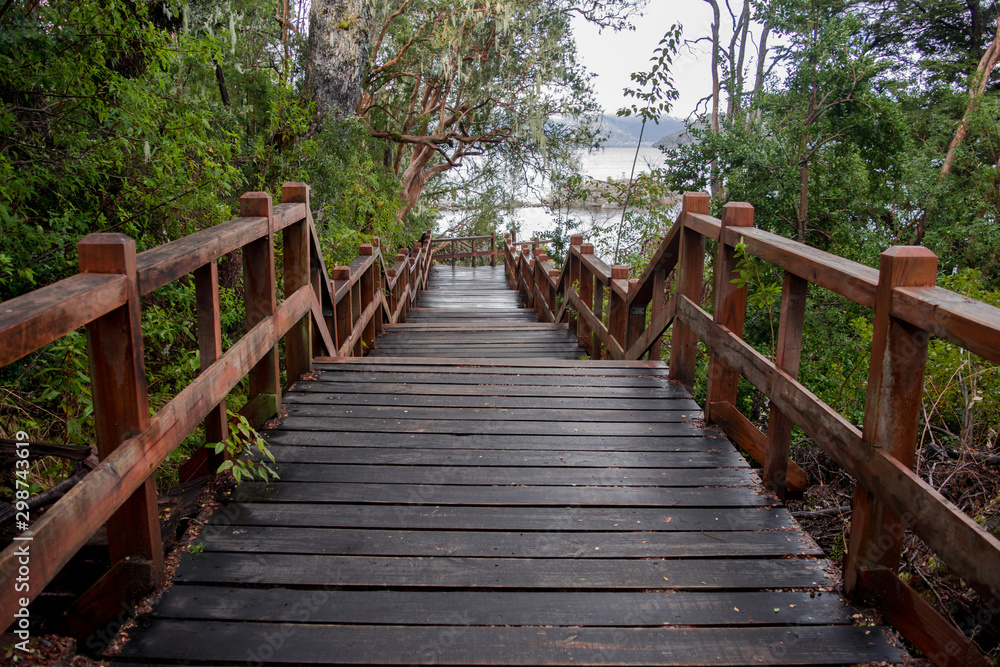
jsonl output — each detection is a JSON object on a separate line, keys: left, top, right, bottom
{"left": 572, "top": 3, "right": 721, "bottom": 119}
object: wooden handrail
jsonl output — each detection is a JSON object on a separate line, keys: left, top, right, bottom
{"left": 500, "top": 191, "right": 1000, "bottom": 666}
{"left": 0, "top": 184, "right": 433, "bottom": 637}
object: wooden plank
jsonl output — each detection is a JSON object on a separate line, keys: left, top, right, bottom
{"left": 267, "top": 463, "right": 754, "bottom": 486}
{"left": 725, "top": 226, "right": 880, "bottom": 309}
{"left": 173, "top": 553, "right": 831, "bottom": 588}
{"left": 675, "top": 294, "right": 1000, "bottom": 600}
{"left": 284, "top": 393, "right": 699, "bottom": 411}
{"left": 892, "top": 284, "right": 1000, "bottom": 365}
{"left": 207, "top": 503, "right": 785, "bottom": 531}
{"left": 135, "top": 215, "right": 270, "bottom": 295}
{"left": 0, "top": 273, "right": 127, "bottom": 367}
{"left": 294, "top": 381, "right": 688, "bottom": 399}
{"left": 274, "top": 416, "right": 705, "bottom": 437}
{"left": 684, "top": 211, "right": 722, "bottom": 240}
{"left": 150, "top": 587, "right": 854, "bottom": 626}
{"left": 859, "top": 567, "right": 992, "bottom": 667}
{"left": 118, "top": 621, "right": 903, "bottom": 665}
{"left": 264, "top": 430, "right": 736, "bottom": 452}
{"left": 0, "top": 287, "right": 312, "bottom": 622}
{"left": 709, "top": 401, "right": 808, "bottom": 493}
{"left": 282, "top": 404, "right": 698, "bottom": 423}
{"left": 197, "top": 526, "right": 819, "bottom": 558}
{"left": 313, "top": 371, "right": 677, "bottom": 387}
{"left": 241, "top": 192, "right": 281, "bottom": 408}
{"left": 262, "top": 446, "right": 736, "bottom": 467}
{"left": 232, "top": 482, "right": 772, "bottom": 507}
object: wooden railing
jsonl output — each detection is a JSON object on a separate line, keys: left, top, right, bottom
{"left": 431, "top": 234, "right": 497, "bottom": 266}
{"left": 505, "top": 192, "right": 1000, "bottom": 667}
{"left": 0, "top": 183, "right": 433, "bottom": 635}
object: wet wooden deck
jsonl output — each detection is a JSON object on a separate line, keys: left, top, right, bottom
{"left": 117, "top": 265, "right": 904, "bottom": 665}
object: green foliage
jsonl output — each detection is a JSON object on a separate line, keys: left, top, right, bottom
{"left": 209, "top": 412, "right": 278, "bottom": 484}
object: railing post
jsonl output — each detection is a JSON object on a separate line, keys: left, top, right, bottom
{"left": 763, "top": 271, "right": 808, "bottom": 497}
{"left": 490, "top": 232, "right": 496, "bottom": 267}
{"left": 332, "top": 265, "right": 351, "bottom": 354}
{"left": 350, "top": 258, "right": 363, "bottom": 356}
{"left": 578, "top": 243, "right": 595, "bottom": 353}
{"left": 193, "top": 259, "right": 227, "bottom": 476}
{"left": 608, "top": 265, "right": 629, "bottom": 358}
{"left": 472, "top": 237, "right": 477, "bottom": 267}
{"left": 78, "top": 233, "right": 164, "bottom": 581}
{"left": 669, "top": 192, "right": 710, "bottom": 390}
{"left": 649, "top": 266, "right": 667, "bottom": 360}
{"left": 396, "top": 252, "right": 408, "bottom": 322}
{"left": 844, "top": 247, "right": 937, "bottom": 598}
{"left": 281, "top": 183, "right": 312, "bottom": 387}
{"left": 451, "top": 239, "right": 456, "bottom": 267}
{"left": 704, "top": 202, "right": 754, "bottom": 422}
{"left": 568, "top": 235, "right": 583, "bottom": 332}
{"left": 626, "top": 278, "right": 645, "bottom": 354}
{"left": 373, "top": 238, "right": 385, "bottom": 336}
{"left": 359, "top": 244, "right": 375, "bottom": 352}
{"left": 241, "top": 192, "right": 280, "bottom": 419}
{"left": 593, "top": 277, "right": 605, "bottom": 360}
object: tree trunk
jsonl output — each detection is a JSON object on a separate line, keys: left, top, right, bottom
{"left": 942, "top": 16, "right": 1000, "bottom": 177}
{"left": 306, "top": 0, "right": 372, "bottom": 121}
{"left": 705, "top": 0, "right": 721, "bottom": 197}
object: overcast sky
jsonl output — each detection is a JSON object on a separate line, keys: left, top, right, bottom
{"left": 571, "top": 3, "right": 722, "bottom": 119}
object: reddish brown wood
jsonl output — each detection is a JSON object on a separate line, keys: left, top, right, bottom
{"left": 308, "top": 291, "right": 336, "bottom": 357}
{"left": 578, "top": 245, "right": 595, "bottom": 355}
{"left": 0, "top": 273, "right": 127, "bottom": 368}
{"left": 684, "top": 211, "right": 722, "bottom": 241}
{"left": 859, "top": 568, "right": 992, "bottom": 667}
{"left": 891, "top": 284, "right": 1000, "bottom": 365}
{"left": 648, "top": 267, "right": 667, "bottom": 360}
{"left": 332, "top": 266, "right": 352, "bottom": 354}
{"left": 240, "top": 192, "right": 281, "bottom": 412}
{"left": 193, "top": 261, "right": 227, "bottom": 477}
{"left": 359, "top": 245, "right": 376, "bottom": 352}
{"left": 710, "top": 400, "right": 808, "bottom": 493}
{"left": 351, "top": 268, "right": 363, "bottom": 355}
{"left": 135, "top": 215, "right": 270, "bottom": 295}
{"left": 53, "top": 559, "right": 155, "bottom": 645}
{"left": 490, "top": 233, "right": 497, "bottom": 267}
{"left": 607, "top": 266, "right": 629, "bottom": 359}
{"left": 669, "top": 193, "right": 710, "bottom": 390}
{"left": 593, "top": 279, "right": 606, "bottom": 360}
{"left": 629, "top": 218, "right": 682, "bottom": 307}
{"left": 281, "top": 183, "right": 312, "bottom": 388}
{"left": 78, "top": 234, "right": 164, "bottom": 582}
{"left": 626, "top": 278, "right": 645, "bottom": 354}
{"left": 675, "top": 293, "right": 1000, "bottom": 602}
{"left": 625, "top": 295, "right": 675, "bottom": 361}
{"left": 0, "top": 287, "right": 313, "bottom": 624}
{"left": 705, "top": 202, "right": 753, "bottom": 423}
{"left": 372, "top": 238, "right": 385, "bottom": 336}
{"left": 845, "top": 247, "right": 938, "bottom": 598}
{"left": 724, "top": 226, "right": 879, "bottom": 309}
{"left": 763, "top": 271, "right": 808, "bottom": 497}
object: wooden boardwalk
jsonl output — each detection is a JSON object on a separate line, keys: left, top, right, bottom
{"left": 117, "top": 265, "right": 904, "bottom": 665}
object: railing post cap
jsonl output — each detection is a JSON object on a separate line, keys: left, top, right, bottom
{"left": 721, "top": 201, "right": 755, "bottom": 227}
{"left": 280, "top": 182, "right": 309, "bottom": 201}
{"left": 629, "top": 278, "right": 639, "bottom": 288}
{"left": 359, "top": 244, "right": 374, "bottom": 256}
{"left": 682, "top": 191, "right": 711, "bottom": 214}
{"left": 538, "top": 254, "right": 550, "bottom": 262}
{"left": 570, "top": 234, "right": 584, "bottom": 245}
{"left": 880, "top": 246, "right": 938, "bottom": 284}
{"left": 78, "top": 233, "right": 137, "bottom": 274}
{"left": 396, "top": 253, "right": 407, "bottom": 262}
{"left": 611, "top": 265, "right": 629, "bottom": 280}
{"left": 581, "top": 243, "right": 595, "bottom": 255}
{"left": 548, "top": 268, "right": 559, "bottom": 277}
{"left": 239, "top": 191, "right": 273, "bottom": 217}
{"left": 387, "top": 268, "right": 397, "bottom": 277}
{"left": 332, "top": 265, "right": 350, "bottom": 280}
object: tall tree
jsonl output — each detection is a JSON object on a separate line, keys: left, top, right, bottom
{"left": 357, "top": 0, "right": 644, "bottom": 218}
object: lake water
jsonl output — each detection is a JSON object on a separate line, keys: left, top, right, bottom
{"left": 436, "top": 146, "right": 668, "bottom": 241}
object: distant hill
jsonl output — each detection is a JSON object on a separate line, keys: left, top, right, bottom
{"left": 598, "top": 114, "right": 685, "bottom": 148}
{"left": 654, "top": 121, "right": 706, "bottom": 149}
